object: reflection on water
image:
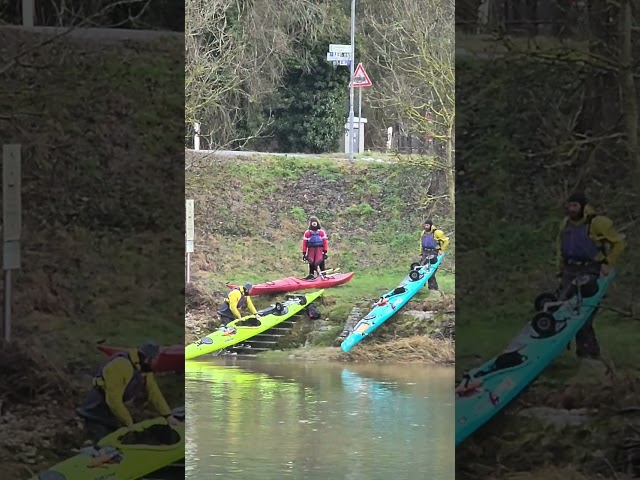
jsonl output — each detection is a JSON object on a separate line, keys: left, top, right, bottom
{"left": 186, "top": 360, "right": 453, "bottom": 480}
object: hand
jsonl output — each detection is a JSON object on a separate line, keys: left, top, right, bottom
{"left": 437, "top": 249, "right": 443, "bottom": 256}
{"left": 600, "top": 263, "right": 610, "bottom": 277}
{"left": 302, "top": 253, "right": 307, "bottom": 262}
{"left": 322, "top": 252, "right": 328, "bottom": 260}
{"left": 255, "top": 313, "right": 261, "bottom": 319}
{"left": 166, "top": 415, "right": 179, "bottom": 426}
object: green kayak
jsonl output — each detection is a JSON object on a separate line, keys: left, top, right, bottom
{"left": 185, "top": 289, "right": 324, "bottom": 360}
{"left": 31, "top": 408, "right": 184, "bottom": 479}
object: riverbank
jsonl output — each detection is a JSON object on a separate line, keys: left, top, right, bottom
{"left": 259, "top": 335, "right": 454, "bottom": 364}
{"left": 185, "top": 153, "right": 455, "bottom": 364}
{"left": 0, "top": 29, "right": 184, "bottom": 476}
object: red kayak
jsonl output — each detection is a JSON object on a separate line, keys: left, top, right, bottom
{"left": 96, "top": 343, "right": 184, "bottom": 373}
{"left": 226, "top": 272, "right": 355, "bottom": 296}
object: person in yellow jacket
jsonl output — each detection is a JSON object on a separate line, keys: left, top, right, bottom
{"left": 556, "top": 192, "right": 625, "bottom": 358}
{"left": 77, "top": 341, "right": 179, "bottom": 444}
{"left": 419, "top": 219, "right": 450, "bottom": 290}
{"left": 218, "top": 283, "right": 260, "bottom": 326}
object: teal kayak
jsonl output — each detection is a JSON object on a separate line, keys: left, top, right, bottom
{"left": 341, "top": 254, "right": 444, "bottom": 353}
{"left": 455, "top": 270, "right": 616, "bottom": 446}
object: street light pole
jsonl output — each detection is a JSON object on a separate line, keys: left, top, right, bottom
{"left": 348, "top": 0, "right": 355, "bottom": 162}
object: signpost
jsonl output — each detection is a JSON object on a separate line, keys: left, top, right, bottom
{"left": 22, "top": 0, "right": 34, "bottom": 27}
{"left": 185, "top": 199, "right": 194, "bottom": 284}
{"left": 3, "top": 144, "right": 22, "bottom": 342}
{"left": 352, "top": 63, "right": 372, "bottom": 154}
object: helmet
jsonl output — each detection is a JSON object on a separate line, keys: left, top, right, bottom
{"left": 243, "top": 283, "right": 253, "bottom": 295}
{"left": 139, "top": 340, "right": 160, "bottom": 359}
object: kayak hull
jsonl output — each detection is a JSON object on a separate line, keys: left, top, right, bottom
{"left": 341, "top": 255, "right": 444, "bottom": 353}
{"left": 185, "top": 290, "right": 324, "bottom": 360}
{"left": 227, "top": 272, "right": 354, "bottom": 296}
{"left": 97, "top": 344, "right": 184, "bottom": 373}
{"left": 31, "top": 413, "right": 184, "bottom": 480}
{"left": 455, "top": 271, "right": 616, "bottom": 446}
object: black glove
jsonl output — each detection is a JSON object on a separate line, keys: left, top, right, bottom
{"left": 322, "top": 252, "right": 328, "bottom": 260}
{"left": 302, "top": 253, "right": 307, "bottom": 261}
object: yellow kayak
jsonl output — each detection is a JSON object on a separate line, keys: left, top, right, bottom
{"left": 30, "top": 408, "right": 184, "bottom": 480}
{"left": 185, "top": 290, "right": 324, "bottom": 360}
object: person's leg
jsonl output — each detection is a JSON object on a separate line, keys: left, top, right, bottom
{"left": 319, "top": 260, "right": 326, "bottom": 272}
{"left": 428, "top": 272, "right": 438, "bottom": 290}
{"left": 575, "top": 264, "right": 602, "bottom": 358}
{"left": 420, "top": 248, "right": 428, "bottom": 266}
{"left": 84, "top": 419, "right": 117, "bottom": 446}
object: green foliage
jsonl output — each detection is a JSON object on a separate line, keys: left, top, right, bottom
{"left": 270, "top": 47, "right": 350, "bottom": 153}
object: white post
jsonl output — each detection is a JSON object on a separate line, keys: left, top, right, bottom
{"left": 3, "top": 145, "right": 22, "bottom": 343}
{"left": 185, "top": 199, "right": 195, "bottom": 283}
{"left": 348, "top": 0, "right": 356, "bottom": 162}
{"left": 387, "top": 127, "right": 393, "bottom": 151}
{"left": 22, "top": 0, "right": 34, "bottom": 27}
{"left": 357, "top": 88, "right": 362, "bottom": 154}
{"left": 193, "top": 123, "right": 200, "bottom": 151}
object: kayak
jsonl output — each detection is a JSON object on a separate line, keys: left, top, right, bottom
{"left": 341, "top": 254, "right": 444, "bottom": 353}
{"left": 96, "top": 343, "right": 184, "bottom": 373}
{"left": 31, "top": 408, "right": 185, "bottom": 480}
{"left": 226, "top": 272, "right": 354, "bottom": 296}
{"left": 455, "top": 270, "right": 616, "bottom": 446}
{"left": 185, "top": 289, "right": 324, "bottom": 360}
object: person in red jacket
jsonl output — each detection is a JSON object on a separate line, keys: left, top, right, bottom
{"left": 302, "top": 216, "right": 329, "bottom": 280}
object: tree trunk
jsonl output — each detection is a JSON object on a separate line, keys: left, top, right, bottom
{"left": 619, "top": 0, "right": 639, "bottom": 184}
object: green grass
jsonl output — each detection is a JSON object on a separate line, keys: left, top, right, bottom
{"left": 186, "top": 154, "right": 455, "bottom": 346}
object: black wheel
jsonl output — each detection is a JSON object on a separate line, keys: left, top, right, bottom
{"left": 534, "top": 292, "right": 558, "bottom": 312}
{"left": 531, "top": 312, "right": 557, "bottom": 337}
{"left": 297, "top": 295, "right": 307, "bottom": 307}
{"left": 410, "top": 262, "right": 421, "bottom": 271}
{"left": 409, "top": 270, "right": 421, "bottom": 281}
{"left": 274, "top": 302, "right": 284, "bottom": 314}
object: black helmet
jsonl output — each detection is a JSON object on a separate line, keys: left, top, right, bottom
{"left": 243, "top": 283, "right": 253, "bottom": 295}
{"left": 424, "top": 219, "right": 433, "bottom": 226}
{"left": 139, "top": 340, "right": 160, "bottom": 360}
{"left": 567, "top": 192, "right": 587, "bottom": 208}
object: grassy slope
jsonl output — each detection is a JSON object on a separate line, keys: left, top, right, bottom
{"left": 0, "top": 31, "right": 184, "bottom": 476}
{"left": 456, "top": 49, "right": 640, "bottom": 478}
{"left": 185, "top": 153, "right": 455, "bottom": 359}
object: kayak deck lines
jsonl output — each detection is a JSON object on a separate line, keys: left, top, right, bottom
{"left": 340, "top": 254, "right": 444, "bottom": 353}
{"left": 455, "top": 271, "right": 616, "bottom": 447}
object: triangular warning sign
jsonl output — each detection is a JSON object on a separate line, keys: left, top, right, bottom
{"left": 352, "top": 63, "right": 372, "bottom": 88}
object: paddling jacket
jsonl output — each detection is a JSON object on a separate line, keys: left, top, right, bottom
{"left": 302, "top": 228, "right": 328, "bottom": 252}
{"left": 219, "top": 287, "right": 257, "bottom": 319}
{"left": 421, "top": 227, "right": 449, "bottom": 251}
{"left": 92, "top": 349, "right": 172, "bottom": 427}
{"left": 556, "top": 205, "right": 625, "bottom": 272}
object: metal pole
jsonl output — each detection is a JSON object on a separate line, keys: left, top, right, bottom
{"left": 4, "top": 270, "right": 11, "bottom": 342}
{"left": 348, "top": 0, "right": 356, "bottom": 162}
{"left": 22, "top": 0, "right": 34, "bottom": 27}
{"left": 357, "top": 87, "right": 362, "bottom": 154}
{"left": 186, "top": 252, "right": 191, "bottom": 284}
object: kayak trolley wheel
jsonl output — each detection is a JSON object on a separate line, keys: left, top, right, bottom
{"left": 297, "top": 295, "right": 307, "bottom": 307}
{"left": 531, "top": 312, "right": 557, "bottom": 337}
{"left": 534, "top": 292, "right": 559, "bottom": 312}
{"left": 274, "top": 302, "right": 284, "bottom": 314}
{"left": 409, "top": 270, "right": 421, "bottom": 281}
{"left": 410, "top": 262, "right": 421, "bottom": 271}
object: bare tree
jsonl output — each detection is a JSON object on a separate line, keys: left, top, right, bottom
{"left": 363, "top": 0, "right": 455, "bottom": 215}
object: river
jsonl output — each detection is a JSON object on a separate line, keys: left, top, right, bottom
{"left": 185, "top": 358, "right": 454, "bottom": 480}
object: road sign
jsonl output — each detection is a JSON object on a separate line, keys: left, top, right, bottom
{"left": 352, "top": 63, "right": 372, "bottom": 88}
{"left": 329, "top": 44, "right": 352, "bottom": 53}
{"left": 327, "top": 52, "right": 352, "bottom": 61}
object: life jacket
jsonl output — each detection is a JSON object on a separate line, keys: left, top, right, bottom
{"left": 218, "top": 288, "right": 246, "bottom": 316}
{"left": 93, "top": 351, "right": 145, "bottom": 403}
{"left": 422, "top": 229, "right": 439, "bottom": 249}
{"left": 560, "top": 214, "right": 601, "bottom": 262}
{"left": 307, "top": 229, "right": 325, "bottom": 248}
